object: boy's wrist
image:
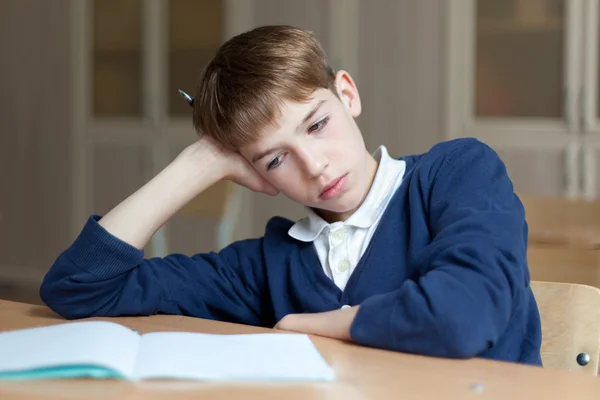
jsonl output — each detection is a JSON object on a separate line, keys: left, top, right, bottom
{"left": 174, "top": 140, "right": 229, "bottom": 184}
{"left": 274, "top": 306, "right": 359, "bottom": 341}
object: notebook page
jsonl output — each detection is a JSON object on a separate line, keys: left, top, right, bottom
{"left": 0, "top": 321, "right": 141, "bottom": 378}
{"left": 134, "top": 332, "right": 336, "bottom": 381}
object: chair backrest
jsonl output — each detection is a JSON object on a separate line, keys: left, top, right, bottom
{"left": 530, "top": 281, "right": 600, "bottom": 375}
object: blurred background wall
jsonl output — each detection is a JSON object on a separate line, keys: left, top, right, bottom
{"left": 2, "top": 0, "right": 600, "bottom": 304}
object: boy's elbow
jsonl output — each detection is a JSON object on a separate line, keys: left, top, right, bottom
{"left": 438, "top": 317, "right": 496, "bottom": 359}
{"left": 443, "top": 331, "right": 487, "bottom": 359}
{"left": 39, "top": 279, "right": 86, "bottom": 320}
{"left": 39, "top": 270, "right": 102, "bottom": 320}
{"left": 39, "top": 274, "right": 59, "bottom": 312}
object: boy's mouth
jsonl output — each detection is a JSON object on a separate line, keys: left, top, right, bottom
{"left": 319, "top": 174, "right": 348, "bottom": 200}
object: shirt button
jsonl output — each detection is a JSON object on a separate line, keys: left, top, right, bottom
{"left": 337, "top": 260, "right": 350, "bottom": 272}
{"left": 341, "top": 305, "right": 351, "bottom": 309}
{"left": 332, "top": 229, "right": 347, "bottom": 241}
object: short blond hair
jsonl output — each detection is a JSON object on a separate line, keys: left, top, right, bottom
{"left": 193, "top": 25, "right": 336, "bottom": 150}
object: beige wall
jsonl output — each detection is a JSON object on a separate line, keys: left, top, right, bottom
{"left": 357, "top": 0, "right": 445, "bottom": 157}
{"left": 0, "top": 2, "right": 73, "bottom": 265}
{"left": 0, "top": 1, "right": 72, "bottom": 301}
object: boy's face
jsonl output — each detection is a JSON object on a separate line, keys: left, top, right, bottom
{"left": 240, "top": 71, "right": 377, "bottom": 222}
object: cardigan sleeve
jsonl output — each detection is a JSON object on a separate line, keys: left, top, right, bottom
{"left": 40, "top": 215, "right": 272, "bottom": 326}
{"left": 350, "top": 139, "right": 529, "bottom": 358}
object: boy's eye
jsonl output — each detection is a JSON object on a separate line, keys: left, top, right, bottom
{"left": 267, "top": 154, "right": 285, "bottom": 170}
{"left": 308, "top": 116, "right": 330, "bottom": 133}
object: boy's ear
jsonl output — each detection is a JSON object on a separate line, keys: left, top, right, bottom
{"left": 334, "top": 70, "right": 361, "bottom": 118}
{"left": 342, "top": 95, "right": 350, "bottom": 109}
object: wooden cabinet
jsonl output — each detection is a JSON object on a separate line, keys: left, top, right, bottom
{"left": 445, "top": 0, "right": 600, "bottom": 200}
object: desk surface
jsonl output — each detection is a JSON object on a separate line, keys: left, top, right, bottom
{"left": 1, "top": 300, "right": 600, "bottom": 399}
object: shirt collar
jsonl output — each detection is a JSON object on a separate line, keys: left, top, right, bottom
{"left": 288, "top": 146, "right": 405, "bottom": 242}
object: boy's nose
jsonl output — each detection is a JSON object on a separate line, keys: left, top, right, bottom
{"left": 295, "top": 143, "right": 328, "bottom": 178}
{"left": 305, "top": 158, "right": 327, "bottom": 178}
{"left": 301, "top": 151, "right": 328, "bottom": 178}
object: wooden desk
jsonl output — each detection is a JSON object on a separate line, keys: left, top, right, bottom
{"left": 1, "top": 300, "right": 600, "bottom": 399}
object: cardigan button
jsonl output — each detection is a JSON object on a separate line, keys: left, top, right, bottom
{"left": 341, "top": 305, "right": 351, "bottom": 309}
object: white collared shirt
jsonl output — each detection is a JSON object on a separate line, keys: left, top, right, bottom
{"left": 288, "top": 146, "right": 406, "bottom": 290}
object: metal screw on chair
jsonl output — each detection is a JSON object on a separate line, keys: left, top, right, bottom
{"left": 576, "top": 353, "right": 590, "bottom": 366}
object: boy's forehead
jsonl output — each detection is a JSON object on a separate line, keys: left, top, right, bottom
{"left": 273, "top": 89, "right": 332, "bottom": 128}
{"left": 240, "top": 89, "right": 333, "bottom": 155}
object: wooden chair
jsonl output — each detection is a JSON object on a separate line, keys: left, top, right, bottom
{"left": 530, "top": 281, "right": 600, "bottom": 375}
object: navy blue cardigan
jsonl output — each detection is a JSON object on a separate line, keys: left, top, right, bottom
{"left": 40, "top": 138, "right": 542, "bottom": 365}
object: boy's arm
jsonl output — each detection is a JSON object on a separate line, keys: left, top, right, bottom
{"left": 96, "top": 136, "right": 276, "bottom": 250}
{"left": 40, "top": 137, "right": 278, "bottom": 324}
{"left": 349, "top": 140, "right": 528, "bottom": 357}
{"left": 274, "top": 305, "right": 358, "bottom": 340}
{"left": 278, "top": 141, "right": 528, "bottom": 357}
{"left": 41, "top": 218, "right": 272, "bottom": 325}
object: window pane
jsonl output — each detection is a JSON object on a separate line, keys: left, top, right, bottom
{"left": 475, "top": 0, "right": 564, "bottom": 118}
{"left": 168, "top": 0, "right": 225, "bottom": 117}
{"left": 93, "top": 0, "right": 142, "bottom": 117}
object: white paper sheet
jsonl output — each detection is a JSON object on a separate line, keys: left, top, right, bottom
{"left": 134, "top": 332, "right": 336, "bottom": 381}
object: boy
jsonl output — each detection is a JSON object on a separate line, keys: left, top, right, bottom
{"left": 40, "top": 25, "right": 542, "bottom": 365}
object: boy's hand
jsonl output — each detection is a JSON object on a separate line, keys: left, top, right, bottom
{"left": 179, "top": 135, "right": 279, "bottom": 196}
{"left": 274, "top": 306, "right": 360, "bottom": 341}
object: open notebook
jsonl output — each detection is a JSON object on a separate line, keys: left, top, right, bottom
{"left": 0, "top": 321, "right": 336, "bottom": 381}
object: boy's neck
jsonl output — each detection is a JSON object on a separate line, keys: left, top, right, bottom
{"left": 316, "top": 151, "right": 379, "bottom": 223}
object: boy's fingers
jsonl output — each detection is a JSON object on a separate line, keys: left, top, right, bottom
{"left": 253, "top": 178, "right": 278, "bottom": 196}
{"left": 231, "top": 172, "right": 277, "bottom": 196}
{"left": 257, "top": 174, "right": 279, "bottom": 196}
{"left": 262, "top": 183, "right": 279, "bottom": 196}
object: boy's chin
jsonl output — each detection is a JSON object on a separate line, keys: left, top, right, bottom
{"left": 308, "top": 196, "right": 365, "bottom": 221}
